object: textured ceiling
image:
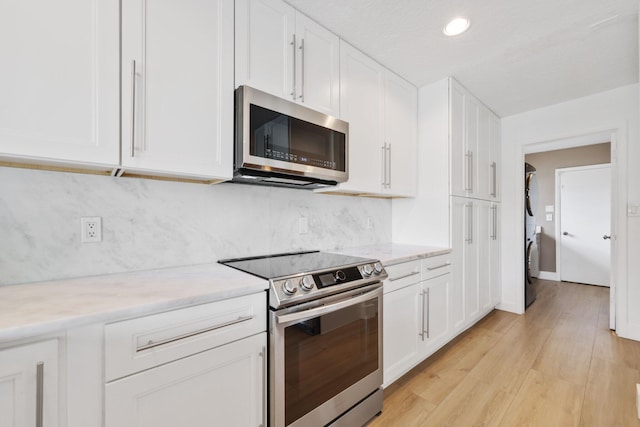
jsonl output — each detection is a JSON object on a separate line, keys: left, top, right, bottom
{"left": 286, "top": 0, "right": 639, "bottom": 116}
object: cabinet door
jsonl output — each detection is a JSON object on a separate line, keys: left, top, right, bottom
{"left": 295, "top": 14, "right": 340, "bottom": 117}
{"left": 451, "top": 196, "right": 480, "bottom": 330}
{"left": 333, "top": 41, "right": 384, "bottom": 194}
{"left": 490, "top": 113, "right": 501, "bottom": 201}
{"left": 449, "top": 80, "right": 466, "bottom": 196}
{"left": 450, "top": 197, "right": 466, "bottom": 332}
{"left": 464, "top": 95, "right": 480, "bottom": 197}
{"left": 0, "top": 340, "right": 59, "bottom": 427}
{"left": 383, "top": 283, "right": 421, "bottom": 387}
{"left": 106, "top": 333, "right": 266, "bottom": 427}
{"left": 478, "top": 201, "right": 493, "bottom": 313}
{"left": 235, "top": 0, "right": 295, "bottom": 101}
{"left": 0, "top": 0, "right": 119, "bottom": 167}
{"left": 465, "top": 199, "right": 480, "bottom": 323}
{"left": 477, "top": 106, "right": 493, "bottom": 199}
{"left": 490, "top": 203, "right": 501, "bottom": 306}
{"left": 121, "top": 0, "right": 233, "bottom": 179}
{"left": 384, "top": 71, "right": 417, "bottom": 197}
{"left": 424, "top": 273, "right": 450, "bottom": 347}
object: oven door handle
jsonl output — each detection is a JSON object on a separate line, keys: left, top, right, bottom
{"left": 276, "top": 286, "right": 382, "bottom": 325}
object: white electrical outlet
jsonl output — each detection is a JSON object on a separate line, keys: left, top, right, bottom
{"left": 81, "top": 216, "right": 102, "bottom": 243}
{"left": 366, "top": 217, "right": 374, "bottom": 230}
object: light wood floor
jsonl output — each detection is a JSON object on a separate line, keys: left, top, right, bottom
{"left": 369, "top": 279, "right": 640, "bottom": 426}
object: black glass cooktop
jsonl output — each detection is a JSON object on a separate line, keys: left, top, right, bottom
{"left": 219, "top": 250, "right": 375, "bottom": 279}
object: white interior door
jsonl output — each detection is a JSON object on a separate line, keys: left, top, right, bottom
{"left": 558, "top": 165, "right": 611, "bottom": 286}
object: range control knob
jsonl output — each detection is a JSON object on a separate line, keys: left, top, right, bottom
{"left": 373, "top": 262, "right": 384, "bottom": 274}
{"left": 282, "top": 279, "right": 298, "bottom": 296}
{"left": 362, "top": 264, "right": 373, "bottom": 277}
{"left": 300, "top": 275, "right": 315, "bottom": 291}
{"left": 334, "top": 270, "right": 347, "bottom": 282}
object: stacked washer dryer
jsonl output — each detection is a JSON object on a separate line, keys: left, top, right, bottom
{"left": 525, "top": 163, "right": 539, "bottom": 308}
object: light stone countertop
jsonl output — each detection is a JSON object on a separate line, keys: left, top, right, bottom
{"left": 0, "top": 263, "right": 268, "bottom": 343}
{"left": 331, "top": 243, "right": 451, "bottom": 266}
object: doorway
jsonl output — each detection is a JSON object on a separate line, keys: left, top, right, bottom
{"left": 556, "top": 164, "right": 611, "bottom": 287}
{"left": 523, "top": 134, "right": 617, "bottom": 329}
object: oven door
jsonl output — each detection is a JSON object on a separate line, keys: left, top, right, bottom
{"left": 270, "top": 284, "right": 383, "bottom": 427}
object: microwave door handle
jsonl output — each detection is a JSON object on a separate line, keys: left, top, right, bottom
{"left": 276, "top": 286, "right": 382, "bottom": 326}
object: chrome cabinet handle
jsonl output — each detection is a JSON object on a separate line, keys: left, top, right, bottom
{"left": 36, "top": 362, "right": 44, "bottom": 427}
{"left": 259, "top": 346, "right": 267, "bottom": 427}
{"left": 381, "top": 143, "right": 386, "bottom": 186}
{"left": 426, "top": 288, "right": 430, "bottom": 339}
{"left": 492, "top": 205, "right": 498, "bottom": 240}
{"left": 491, "top": 162, "right": 497, "bottom": 197}
{"left": 419, "top": 289, "right": 426, "bottom": 341}
{"left": 426, "top": 262, "right": 451, "bottom": 271}
{"left": 291, "top": 34, "right": 296, "bottom": 100}
{"left": 603, "top": 235, "right": 611, "bottom": 240}
{"left": 387, "top": 144, "right": 391, "bottom": 188}
{"left": 563, "top": 231, "right": 569, "bottom": 236}
{"left": 137, "top": 315, "right": 255, "bottom": 352}
{"left": 466, "top": 203, "right": 473, "bottom": 244}
{"left": 388, "top": 270, "right": 420, "bottom": 282}
{"left": 298, "top": 38, "right": 305, "bottom": 102}
{"left": 465, "top": 150, "right": 474, "bottom": 192}
{"left": 130, "top": 60, "right": 137, "bottom": 158}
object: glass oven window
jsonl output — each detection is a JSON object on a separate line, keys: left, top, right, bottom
{"left": 249, "top": 104, "right": 346, "bottom": 171}
{"left": 284, "top": 296, "right": 379, "bottom": 425}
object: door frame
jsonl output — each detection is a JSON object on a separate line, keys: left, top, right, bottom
{"left": 519, "top": 126, "right": 623, "bottom": 331}
{"left": 555, "top": 163, "right": 612, "bottom": 287}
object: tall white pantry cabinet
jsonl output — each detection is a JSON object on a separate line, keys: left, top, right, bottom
{"left": 393, "top": 77, "right": 502, "bottom": 335}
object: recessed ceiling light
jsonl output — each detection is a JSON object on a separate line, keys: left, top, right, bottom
{"left": 443, "top": 17, "right": 470, "bottom": 36}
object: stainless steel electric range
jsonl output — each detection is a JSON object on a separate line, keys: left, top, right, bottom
{"left": 220, "top": 250, "right": 387, "bottom": 427}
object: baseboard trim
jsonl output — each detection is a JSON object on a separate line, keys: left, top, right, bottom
{"left": 537, "top": 271, "right": 560, "bottom": 281}
{"left": 495, "top": 301, "right": 523, "bottom": 315}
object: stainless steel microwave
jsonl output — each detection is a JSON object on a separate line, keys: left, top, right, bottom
{"left": 233, "top": 86, "right": 348, "bottom": 189}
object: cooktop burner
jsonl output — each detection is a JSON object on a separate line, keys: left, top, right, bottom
{"left": 219, "top": 250, "right": 387, "bottom": 309}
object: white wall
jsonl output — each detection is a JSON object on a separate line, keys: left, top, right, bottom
{"left": 0, "top": 167, "right": 391, "bottom": 285}
{"left": 501, "top": 83, "right": 639, "bottom": 339}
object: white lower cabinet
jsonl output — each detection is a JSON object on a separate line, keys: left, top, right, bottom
{"left": 105, "top": 332, "right": 266, "bottom": 427}
{"left": 383, "top": 257, "right": 451, "bottom": 387}
{"left": 0, "top": 339, "right": 59, "bottom": 427}
{"left": 104, "top": 292, "right": 267, "bottom": 427}
{"left": 421, "top": 273, "right": 450, "bottom": 351}
{"left": 383, "top": 281, "right": 421, "bottom": 386}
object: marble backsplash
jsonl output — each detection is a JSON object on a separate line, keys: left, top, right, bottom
{"left": 0, "top": 167, "right": 391, "bottom": 285}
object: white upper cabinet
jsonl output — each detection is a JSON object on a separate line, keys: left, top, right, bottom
{"left": 121, "top": 0, "right": 233, "bottom": 180}
{"left": 331, "top": 40, "right": 385, "bottom": 194}
{"left": 294, "top": 14, "right": 340, "bottom": 116}
{"left": 450, "top": 78, "right": 500, "bottom": 201}
{"left": 235, "top": 0, "right": 295, "bottom": 102}
{"left": 0, "top": 0, "right": 119, "bottom": 169}
{"left": 384, "top": 71, "right": 417, "bottom": 197}
{"left": 320, "top": 41, "right": 417, "bottom": 197}
{"left": 235, "top": 0, "right": 340, "bottom": 117}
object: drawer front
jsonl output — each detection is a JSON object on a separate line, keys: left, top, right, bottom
{"left": 421, "top": 254, "right": 452, "bottom": 280}
{"left": 383, "top": 260, "right": 421, "bottom": 294}
{"left": 105, "top": 292, "right": 266, "bottom": 382}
